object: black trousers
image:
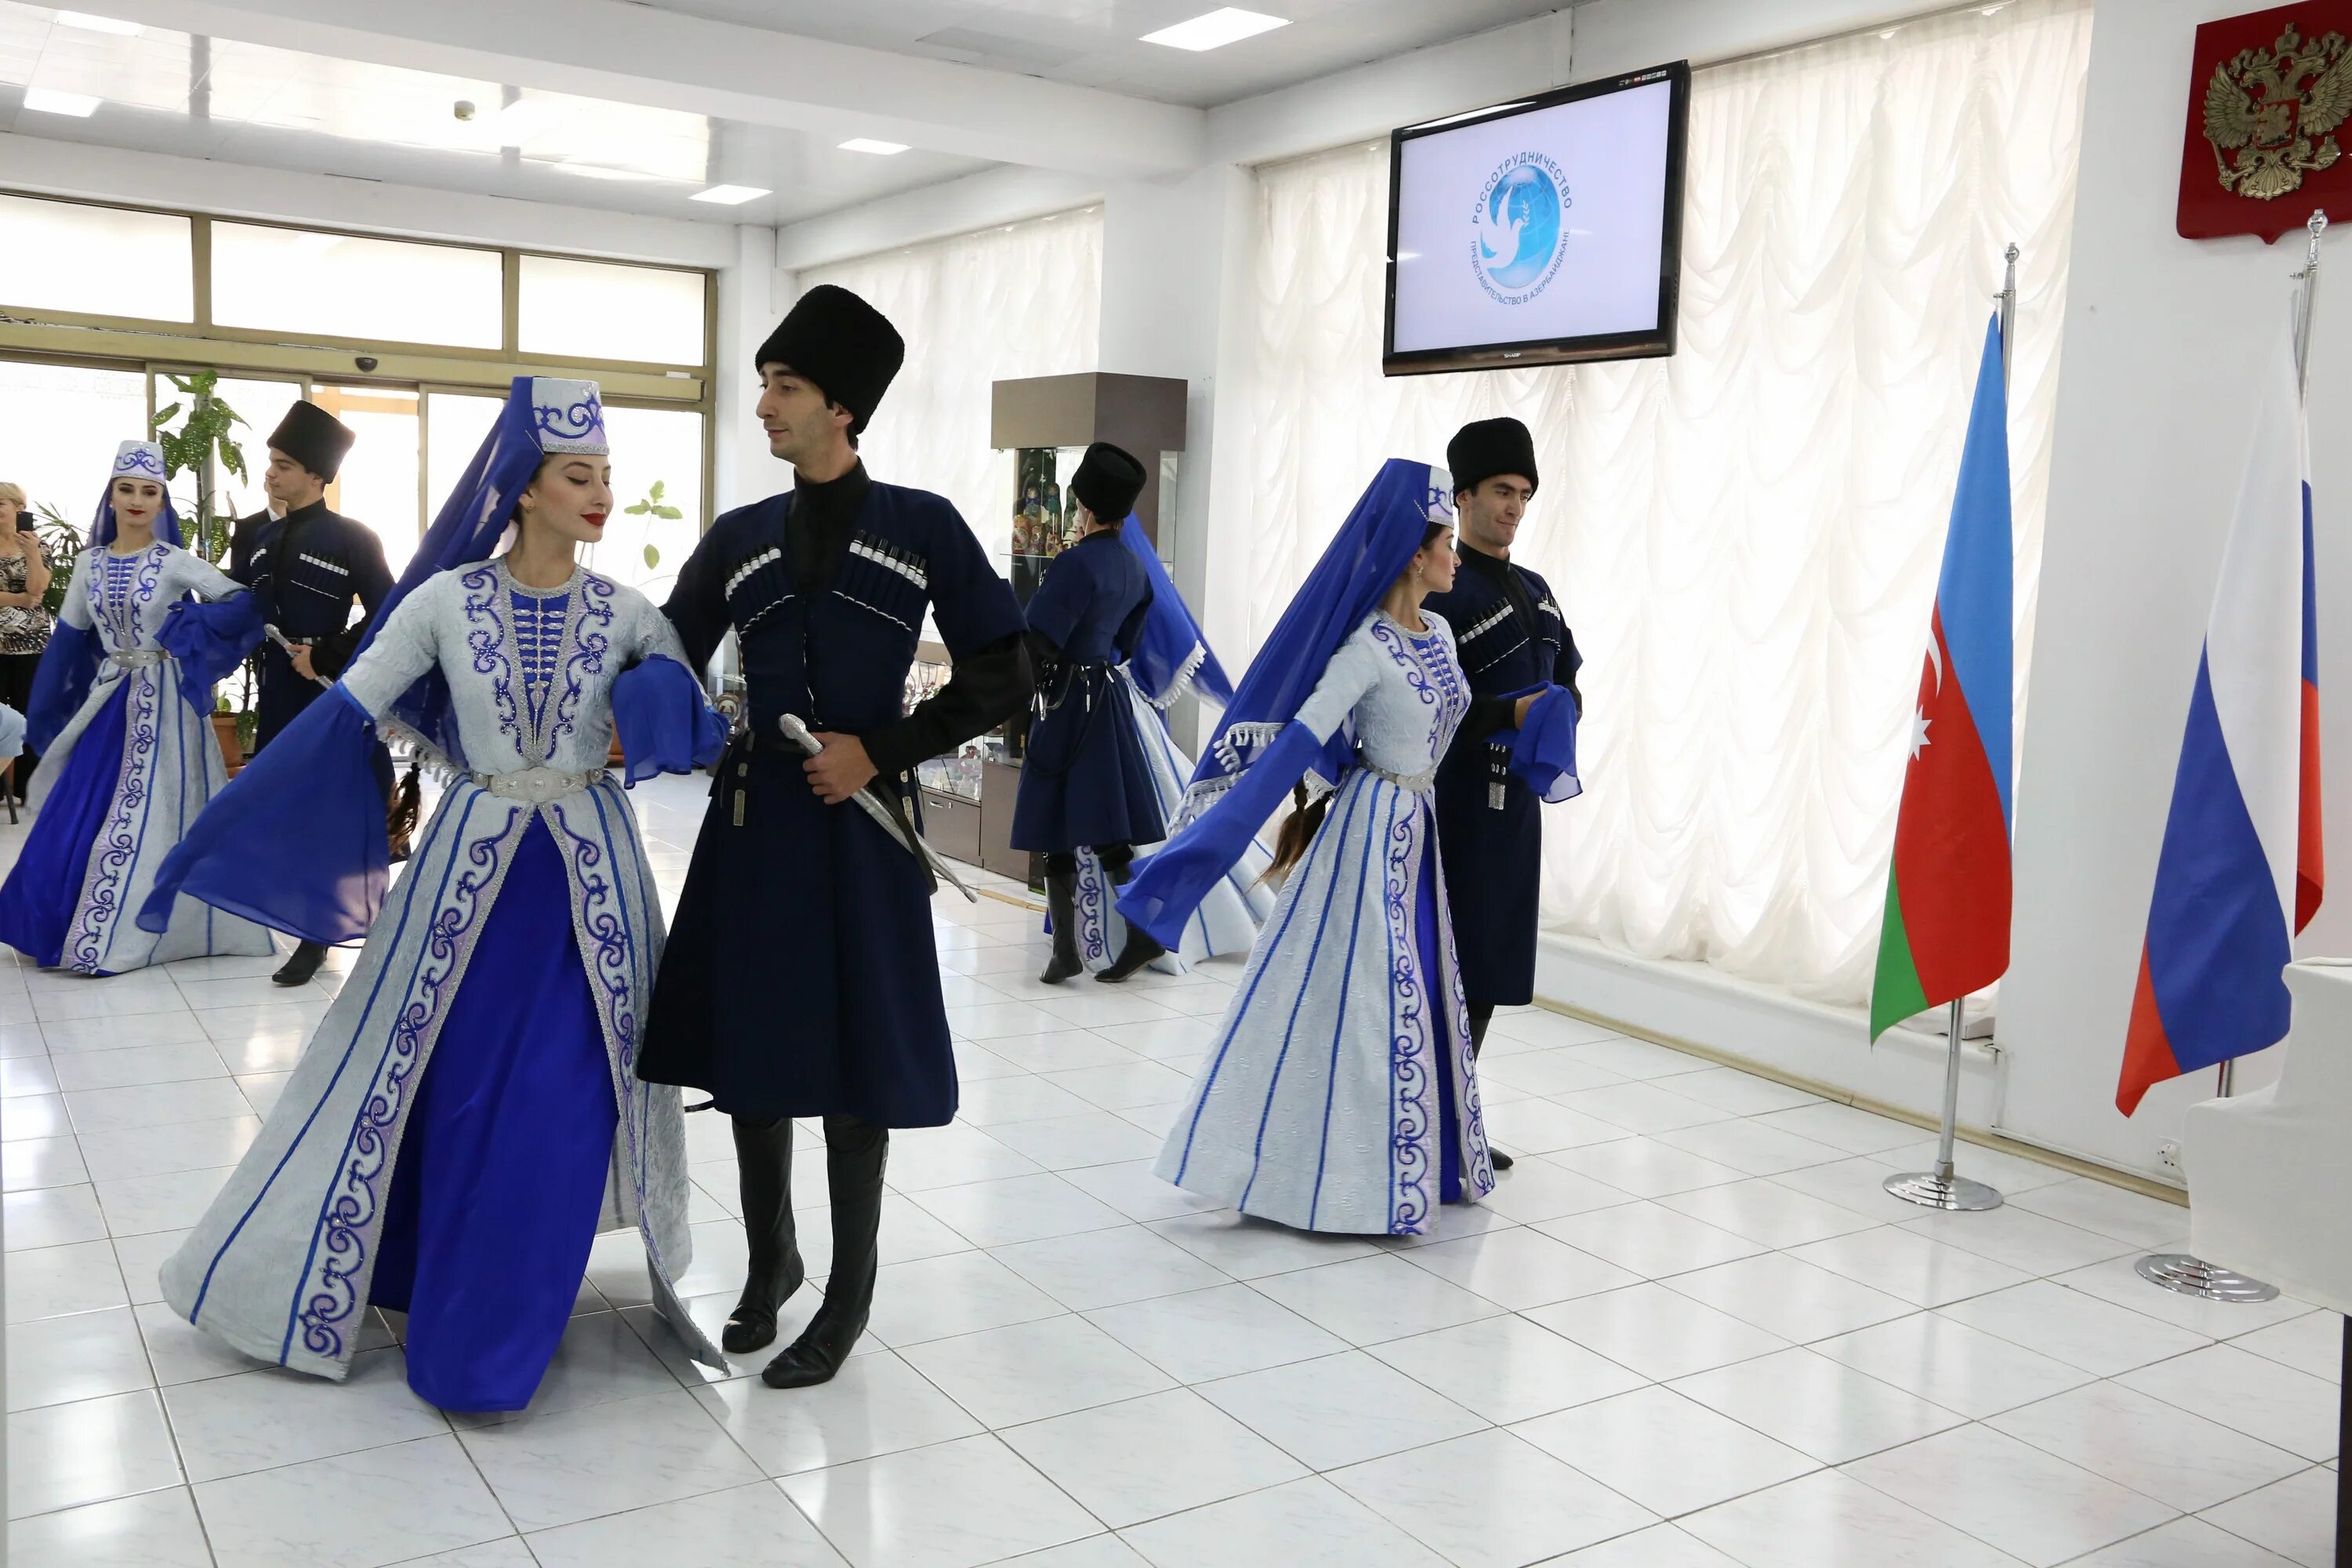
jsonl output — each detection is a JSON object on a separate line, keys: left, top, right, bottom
{"left": 1043, "top": 844, "right": 1138, "bottom": 878}
{"left": 1468, "top": 1003, "right": 1494, "bottom": 1058}
{"left": 0, "top": 649, "right": 40, "bottom": 797}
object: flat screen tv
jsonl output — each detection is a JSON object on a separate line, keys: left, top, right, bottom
{"left": 1384, "top": 61, "right": 1690, "bottom": 377}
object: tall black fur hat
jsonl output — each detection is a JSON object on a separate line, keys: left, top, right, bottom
{"left": 267, "top": 400, "right": 356, "bottom": 482}
{"left": 1069, "top": 441, "right": 1147, "bottom": 524}
{"left": 755, "top": 285, "right": 906, "bottom": 439}
{"left": 1446, "top": 416, "right": 1538, "bottom": 497}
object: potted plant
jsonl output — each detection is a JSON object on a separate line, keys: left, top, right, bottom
{"left": 151, "top": 371, "right": 257, "bottom": 771}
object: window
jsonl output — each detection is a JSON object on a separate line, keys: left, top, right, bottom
{"left": 311, "top": 386, "right": 423, "bottom": 575}
{"left": 425, "top": 390, "right": 506, "bottom": 526}
{"left": 210, "top": 224, "right": 503, "bottom": 349}
{"left": 0, "top": 195, "right": 194, "bottom": 322}
{"left": 593, "top": 404, "right": 703, "bottom": 600}
{"left": 0, "top": 360, "right": 150, "bottom": 543}
{"left": 517, "top": 255, "right": 706, "bottom": 366}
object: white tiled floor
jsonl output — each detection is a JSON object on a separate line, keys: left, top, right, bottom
{"left": 2, "top": 772, "right": 2343, "bottom": 1567}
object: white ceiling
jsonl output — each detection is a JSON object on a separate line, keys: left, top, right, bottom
{"left": 0, "top": 2, "right": 995, "bottom": 224}
{"left": 0, "top": 2, "right": 1571, "bottom": 227}
{"left": 630, "top": 0, "right": 1569, "bottom": 108}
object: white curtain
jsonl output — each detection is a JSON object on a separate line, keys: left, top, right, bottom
{"left": 1239, "top": 0, "right": 2093, "bottom": 1004}
{"left": 795, "top": 207, "right": 1104, "bottom": 557}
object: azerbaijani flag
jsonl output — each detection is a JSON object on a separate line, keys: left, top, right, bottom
{"left": 1871, "top": 315, "right": 2014, "bottom": 1041}
{"left": 2116, "top": 311, "right": 2321, "bottom": 1116}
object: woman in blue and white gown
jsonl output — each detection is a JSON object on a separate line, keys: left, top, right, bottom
{"left": 1120, "top": 459, "right": 1573, "bottom": 1236}
{"left": 1070, "top": 521, "right": 1272, "bottom": 978}
{"left": 0, "top": 440, "right": 272, "bottom": 975}
{"left": 140, "top": 379, "right": 728, "bottom": 1411}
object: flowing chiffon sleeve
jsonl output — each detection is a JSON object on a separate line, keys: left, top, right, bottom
{"left": 611, "top": 598, "right": 725, "bottom": 786}
{"left": 1116, "top": 632, "right": 1383, "bottom": 950}
{"left": 136, "top": 583, "right": 447, "bottom": 944}
{"left": 136, "top": 686, "right": 390, "bottom": 943}
{"left": 24, "top": 567, "right": 98, "bottom": 754}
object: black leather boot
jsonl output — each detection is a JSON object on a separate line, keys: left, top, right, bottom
{"left": 1092, "top": 845, "right": 1160, "bottom": 982}
{"left": 273, "top": 940, "right": 328, "bottom": 987}
{"left": 1468, "top": 1006, "right": 1513, "bottom": 1170}
{"left": 1095, "top": 925, "right": 1164, "bottom": 983}
{"left": 764, "top": 1115, "right": 886, "bottom": 1389}
{"left": 1040, "top": 868, "right": 1083, "bottom": 985}
{"left": 723, "top": 1116, "right": 804, "bottom": 1355}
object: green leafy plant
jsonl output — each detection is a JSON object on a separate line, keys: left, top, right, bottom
{"left": 29, "top": 500, "right": 84, "bottom": 617}
{"left": 624, "top": 480, "right": 683, "bottom": 571}
{"left": 150, "top": 368, "right": 251, "bottom": 568}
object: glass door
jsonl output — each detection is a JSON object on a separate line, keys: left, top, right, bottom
{"left": 312, "top": 385, "right": 423, "bottom": 576}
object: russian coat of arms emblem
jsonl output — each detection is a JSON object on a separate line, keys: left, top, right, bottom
{"left": 2180, "top": 4, "right": 2352, "bottom": 241}
{"left": 2202, "top": 21, "right": 2352, "bottom": 200}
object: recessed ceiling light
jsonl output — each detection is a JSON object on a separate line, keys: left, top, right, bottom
{"left": 52, "top": 11, "right": 141, "bottom": 34}
{"left": 24, "top": 88, "right": 102, "bottom": 116}
{"left": 1142, "top": 7, "right": 1290, "bottom": 51}
{"left": 690, "top": 183, "right": 771, "bottom": 204}
{"left": 838, "top": 138, "right": 909, "bottom": 155}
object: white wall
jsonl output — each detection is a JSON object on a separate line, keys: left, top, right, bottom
{"left": 1998, "top": 0, "right": 2352, "bottom": 1181}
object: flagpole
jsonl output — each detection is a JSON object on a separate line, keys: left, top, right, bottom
{"left": 1883, "top": 243, "right": 2021, "bottom": 1216}
{"left": 2133, "top": 216, "right": 2322, "bottom": 1305}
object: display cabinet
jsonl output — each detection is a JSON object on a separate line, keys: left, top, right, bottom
{"left": 979, "top": 374, "right": 1190, "bottom": 887}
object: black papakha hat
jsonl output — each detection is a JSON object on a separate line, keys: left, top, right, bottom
{"left": 268, "top": 400, "right": 357, "bottom": 483}
{"left": 1069, "top": 441, "right": 1148, "bottom": 525}
{"left": 1446, "top": 416, "right": 1539, "bottom": 498}
{"left": 755, "top": 284, "right": 906, "bottom": 439}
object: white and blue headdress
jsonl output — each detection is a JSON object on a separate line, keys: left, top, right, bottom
{"left": 350, "top": 376, "right": 606, "bottom": 766}
{"left": 93, "top": 439, "right": 180, "bottom": 547}
{"left": 528, "top": 378, "right": 609, "bottom": 456}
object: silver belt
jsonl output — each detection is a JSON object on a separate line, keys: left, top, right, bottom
{"left": 1359, "top": 759, "right": 1436, "bottom": 795}
{"left": 466, "top": 765, "right": 605, "bottom": 804}
{"left": 109, "top": 649, "right": 166, "bottom": 669}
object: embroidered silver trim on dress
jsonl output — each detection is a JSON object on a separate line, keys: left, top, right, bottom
{"left": 109, "top": 648, "right": 165, "bottom": 668}
{"left": 1358, "top": 758, "right": 1436, "bottom": 794}
{"left": 466, "top": 765, "right": 607, "bottom": 804}
{"left": 1146, "top": 642, "right": 1208, "bottom": 712}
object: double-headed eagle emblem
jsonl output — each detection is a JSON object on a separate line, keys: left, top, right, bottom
{"left": 2203, "top": 21, "right": 2352, "bottom": 201}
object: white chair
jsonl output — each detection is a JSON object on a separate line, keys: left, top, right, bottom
{"left": 2183, "top": 958, "right": 2352, "bottom": 1313}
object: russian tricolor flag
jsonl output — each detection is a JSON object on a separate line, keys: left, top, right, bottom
{"left": 2117, "top": 312, "right": 2321, "bottom": 1116}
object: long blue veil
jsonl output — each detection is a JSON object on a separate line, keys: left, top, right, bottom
{"left": 1117, "top": 459, "right": 1454, "bottom": 946}
{"left": 1116, "top": 521, "right": 1233, "bottom": 710}
{"left": 1183, "top": 458, "right": 1454, "bottom": 813}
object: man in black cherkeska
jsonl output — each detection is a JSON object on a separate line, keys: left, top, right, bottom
{"left": 1419, "top": 417, "right": 1583, "bottom": 1171}
{"left": 640, "top": 285, "right": 1032, "bottom": 1389}
{"left": 226, "top": 399, "right": 393, "bottom": 987}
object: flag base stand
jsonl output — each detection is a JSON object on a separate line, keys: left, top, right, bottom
{"left": 1884, "top": 1166, "right": 2003, "bottom": 1211}
{"left": 1884, "top": 1000, "right": 2004, "bottom": 1214}
{"left": 2132, "top": 1252, "right": 2281, "bottom": 1302}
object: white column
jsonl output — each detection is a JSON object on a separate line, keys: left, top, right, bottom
{"left": 1096, "top": 165, "right": 1255, "bottom": 750}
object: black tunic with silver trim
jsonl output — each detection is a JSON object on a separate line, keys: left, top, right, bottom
{"left": 1421, "top": 543, "right": 1581, "bottom": 1007}
{"left": 641, "top": 466, "right": 1029, "bottom": 1126}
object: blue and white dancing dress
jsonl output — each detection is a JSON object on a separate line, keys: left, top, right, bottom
{"left": 1149, "top": 611, "right": 1495, "bottom": 1235}
{"left": 0, "top": 542, "right": 272, "bottom": 973}
{"left": 146, "top": 559, "right": 728, "bottom": 1409}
